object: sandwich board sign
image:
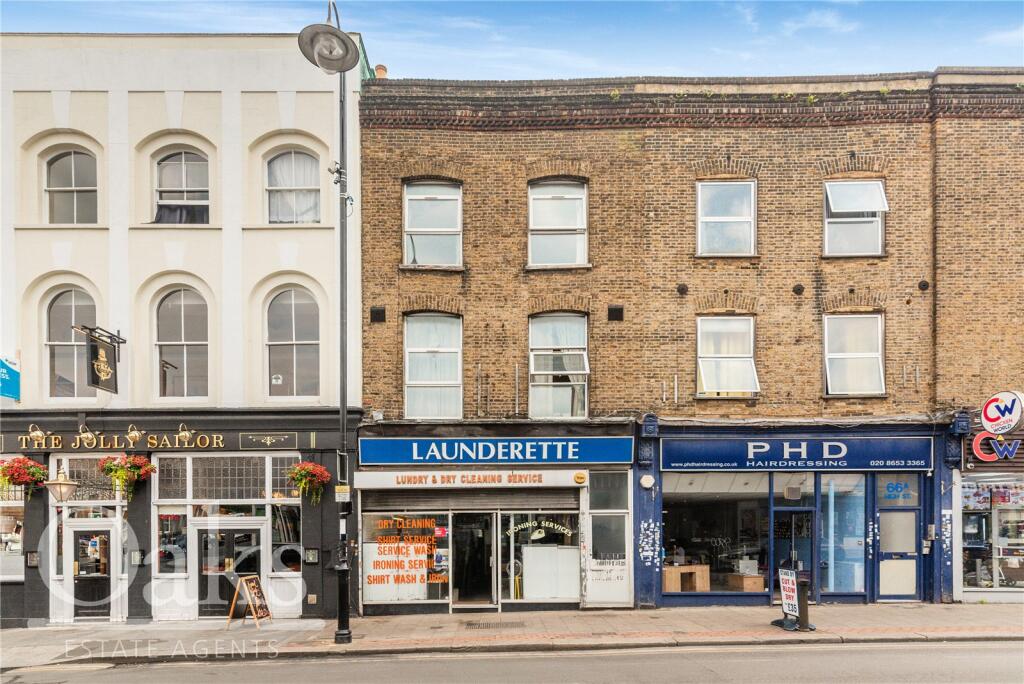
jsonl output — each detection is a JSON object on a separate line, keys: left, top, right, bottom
{"left": 778, "top": 568, "right": 799, "bottom": 618}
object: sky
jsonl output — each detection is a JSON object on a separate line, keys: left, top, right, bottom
{"left": 1, "top": 1, "right": 1022, "bottom": 80}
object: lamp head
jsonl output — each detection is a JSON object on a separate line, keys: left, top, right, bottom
{"left": 298, "top": 23, "right": 360, "bottom": 75}
{"left": 43, "top": 468, "right": 79, "bottom": 503}
{"left": 126, "top": 424, "right": 146, "bottom": 444}
{"left": 27, "top": 424, "right": 49, "bottom": 441}
{"left": 177, "top": 423, "right": 196, "bottom": 441}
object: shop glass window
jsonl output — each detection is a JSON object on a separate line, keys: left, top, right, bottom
{"left": 697, "top": 181, "right": 755, "bottom": 256}
{"left": 819, "top": 474, "right": 866, "bottom": 593}
{"left": 773, "top": 472, "right": 815, "bottom": 508}
{"left": 875, "top": 474, "right": 919, "bottom": 507}
{"left": 266, "top": 288, "right": 320, "bottom": 397}
{"left": 271, "top": 504, "right": 302, "bottom": 573}
{"left": 501, "top": 513, "right": 580, "bottom": 601}
{"left": 46, "top": 150, "right": 97, "bottom": 224}
{"left": 590, "top": 472, "right": 628, "bottom": 511}
{"left": 191, "top": 457, "right": 266, "bottom": 500}
{"left": 404, "top": 314, "right": 462, "bottom": 419}
{"left": 156, "top": 505, "right": 187, "bottom": 574}
{"left": 267, "top": 150, "right": 320, "bottom": 223}
{"left": 156, "top": 287, "right": 208, "bottom": 397}
{"left": 528, "top": 181, "right": 587, "bottom": 266}
{"left": 824, "top": 314, "right": 885, "bottom": 396}
{"left": 529, "top": 314, "right": 589, "bottom": 419}
{"left": 404, "top": 182, "right": 462, "bottom": 266}
{"left": 0, "top": 489, "right": 25, "bottom": 578}
{"left": 361, "top": 513, "right": 450, "bottom": 602}
{"left": 591, "top": 514, "right": 627, "bottom": 561}
{"left": 271, "top": 455, "right": 300, "bottom": 498}
{"left": 697, "top": 317, "right": 760, "bottom": 396}
{"left": 824, "top": 181, "right": 888, "bottom": 256}
{"left": 157, "top": 457, "right": 187, "bottom": 499}
{"left": 46, "top": 288, "right": 97, "bottom": 398}
{"left": 662, "top": 472, "right": 769, "bottom": 592}
{"left": 154, "top": 151, "right": 209, "bottom": 224}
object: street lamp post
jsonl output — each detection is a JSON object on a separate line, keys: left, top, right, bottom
{"left": 297, "top": 0, "right": 361, "bottom": 646}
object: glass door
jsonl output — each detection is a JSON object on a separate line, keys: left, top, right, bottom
{"left": 993, "top": 506, "right": 1024, "bottom": 588}
{"left": 878, "top": 510, "right": 920, "bottom": 598}
{"left": 451, "top": 513, "right": 495, "bottom": 606}
{"left": 772, "top": 511, "right": 815, "bottom": 599}
{"left": 819, "top": 474, "right": 867, "bottom": 594}
{"left": 73, "top": 530, "right": 111, "bottom": 618}
{"left": 198, "top": 528, "right": 261, "bottom": 617}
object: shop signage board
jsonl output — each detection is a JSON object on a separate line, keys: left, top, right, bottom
{"left": 661, "top": 436, "right": 933, "bottom": 471}
{"left": 359, "top": 436, "right": 634, "bottom": 466}
{"left": 0, "top": 356, "right": 19, "bottom": 401}
{"left": 86, "top": 335, "right": 118, "bottom": 393}
{"left": 980, "top": 391, "right": 1024, "bottom": 435}
{"left": 226, "top": 575, "right": 272, "bottom": 628}
{"left": 967, "top": 430, "right": 1024, "bottom": 471}
{"left": 354, "top": 469, "right": 588, "bottom": 489}
{"left": 778, "top": 569, "right": 799, "bottom": 618}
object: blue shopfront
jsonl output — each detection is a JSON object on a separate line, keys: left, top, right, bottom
{"left": 633, "top": 418, "right": 957, "bottom": 607}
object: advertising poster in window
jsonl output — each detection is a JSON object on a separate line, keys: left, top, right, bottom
{"left": 362, "top": 514, "right": 450, "bottom": 602}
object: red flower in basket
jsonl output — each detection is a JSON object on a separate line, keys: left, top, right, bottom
{"left": 98, "top": 454, "right": 157, "bottom": 501}
{"left": 0, "top": 457, "right": 48, "bottom": 501}
{"left": 287, "top": 461, "right": 331, "bottom": 505}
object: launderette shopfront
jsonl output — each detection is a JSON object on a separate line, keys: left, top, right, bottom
{"left": 633, "top": 421, "right": 950, "bottom": 607}
{"left": 354, "top": 422, "right": 635, "bottom": 614}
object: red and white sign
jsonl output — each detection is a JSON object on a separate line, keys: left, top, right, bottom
{"left": 980, "top": 391, "right": 1024, "bottom": 436}
{"left": 778, "top": 568, "right": 799, "bottom": 618}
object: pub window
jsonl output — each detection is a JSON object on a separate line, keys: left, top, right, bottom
{"left": 271, "top": 455, "right": 300, "bottom": 498}
{"left": 403, "top": 182, "right": 462, "bottom": 266}
{"left": 697, "top": 180, "right": 756, "bottom": 256}
{"left": 0, "top": 484, "right": 25, "bottom": 580}
{"left": 404, "top": 313, "right": 462, "bottom": 419}
{"left": 156, "top": 287, "right": 209, "bottom": 397}
{"left": 266, "top": 288, "right": 320, "bottom": 397}
{"left": 191, "top": 456, "right": 266, "bottom": 500}
{"left": 528, "top": 181, "right": 587, "bottom": 267}
{"left": 824, "top": 314, "right": 885, "bottom": 396}
{"left": 157, "top": 457, "right": 187, "bottom": 499}
{"left": 271, "top": 504, "right": 302, "bottom": 573}
{"left": 267, "top": 150, "right": 320, "bottom": 223}
{"left": 529, "top": 313, "right": 589, "bottom": 419}
{"left": 156, "top": 505, "right": 187, "bottom": 574}
{"left": 46, "top": 288, "right": 97, "bottom": 398}
{"left": 45, "top": 150, "right": 97, "bottom": 224}
{"left": 697, "top": 316, "right": 760, "bottom": 397}
{"left": 153, "top": 151, "right": 209, "bottom": 224}
{"left": 824, "top": 180, "right": 888, "bottom": 256}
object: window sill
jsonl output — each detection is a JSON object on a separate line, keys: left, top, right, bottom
{"left": 821, "top": 253, "right": 887, "bottom": 259}
{"left": 14, "top": 224, "right": 109, "bottom": 230}
{"left": 243, "top": 223, "right": 331, "bottom": 230}
{"left": 694, "top": 394, "right": 759, "bottom": 402}
{"left": 524, "top": 263, "right": 593, "bottom": 272}
{"left": 694, "top": 254, "right": 760, "bottom": 259}
{"left": 399, "top": 264, "right": 465, "bottom": 273}
{"left": 822, "top": 393, "right": 889, "bottom": 399}
{"left": 129, "top": 224, "right": 222, "bottom": 230}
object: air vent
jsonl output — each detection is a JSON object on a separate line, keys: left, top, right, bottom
{"left": 608, "top": 305, "right": 624, "bottom": 321}
{"left": 369, "top": 306, "right": 386, "bottom": 323}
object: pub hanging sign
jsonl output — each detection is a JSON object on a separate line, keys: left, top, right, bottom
{"left": 76, "top": 325, "right": 125, "bottom": 394}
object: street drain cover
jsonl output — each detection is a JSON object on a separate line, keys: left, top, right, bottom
{"left": 464, "top": 621, "right": 526, "bottom": 630}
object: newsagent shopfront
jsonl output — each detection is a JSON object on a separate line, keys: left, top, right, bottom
{"left": 632, "top": 420, "right": 955, "bottom": 608}
{"left": 354, "top": 422, "right": 635, "bottom": 614}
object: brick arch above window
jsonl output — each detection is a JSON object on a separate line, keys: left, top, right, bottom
{"left": 817, "top": 153, "right": 889, "bottom": 178}
{"left": 528, "top": 294, "right": 592, "bottom": 316}
{"left": 822, "top": 288, "right": 888, "bottom": 313}
{"left": 401, "top": 293, "right": 463, "bottom": 316}
{"left": 398, "top": 160, "right": 464, "bottom": 184}
{"left": 691, "top": 156, "right": 762, "bottom": 180}
{"left": 694, "top": 291, "right": 760, "bottom": 315}
{"left": 524, "top": 158, "right": 591, "bottom": 184}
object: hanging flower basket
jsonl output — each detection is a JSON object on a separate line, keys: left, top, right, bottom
{"left": 287, "top": 461, "right": 331, "bottom": 505}
{"left": 97, "top": 455, "right": 156, "bottom": 502}
{"left": 0, "top": 456, "right": 48, "bottom": 501}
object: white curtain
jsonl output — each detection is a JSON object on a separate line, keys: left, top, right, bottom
{"left": 699, "top": 318, "right": 751, "bottom": 356}
{"left": 407, "top": 315, "right": 460, "bottom": 349}
{"left": 530, "top": 315, "right": 586, "bottom": 348}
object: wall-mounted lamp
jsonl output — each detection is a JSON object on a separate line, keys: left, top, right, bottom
{"left": 78, "top": 423, "right": 101, "bottom": 441}
{"left": 126, "top": 424, "right": 146, "bottom": 444}
{"left": 176, "top": 423, "right": 196, "bottom": 441}
{"left": 27, "top": 424, "right": 50, "bottom": 441}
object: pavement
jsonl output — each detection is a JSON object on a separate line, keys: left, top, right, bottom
{"left": 1, "top": 603, "right": 1023, "bottom": 672}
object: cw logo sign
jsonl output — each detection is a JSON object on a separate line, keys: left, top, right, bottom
{"left": 980, "top": 391, "right": 1024, "bottom": 436}
{"left": 972, "top": 431, "right": 1022, "bottom": 463}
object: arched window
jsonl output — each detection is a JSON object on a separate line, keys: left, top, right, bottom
{"left": 154, "top": 151, "right": 209, "bottom": 224}
{"left": 46, "top": 151, "right": 97, "bottom": 224}
{"left": 46, "top": 288, "right": 97, "bottom": 397}
{"left": 156, "top": 288, "right": 209, "bottom": 397}
{"left": 266, "top": 288, "right": 319, "bottom": 397}
{"left": 267, "top": 151, "right": 319, "bottom": 223}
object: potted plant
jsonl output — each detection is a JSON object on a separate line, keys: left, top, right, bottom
{"left": 287, "top": 461, "right": 331, "bottom": 505}
{"left": 0, "top": 456, "right": 48, "bottom": 501}
{"left": 97, "top": 455, "right": 156, "bottom": 502}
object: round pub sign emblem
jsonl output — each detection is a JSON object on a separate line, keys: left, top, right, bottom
{"left": 980, "top": 391, "right": 1024, "bottom": 436}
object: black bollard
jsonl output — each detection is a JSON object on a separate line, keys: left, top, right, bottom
{"left": 796, "top": 579, "right": 816, "bottom": 632}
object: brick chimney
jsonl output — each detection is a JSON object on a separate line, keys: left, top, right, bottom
{"left": 374, "top": 64, "right": 388, "bottom": 79}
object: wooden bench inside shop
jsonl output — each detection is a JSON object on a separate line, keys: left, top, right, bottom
{"left": 662, "top": 564, "right": 711, "bottom": 592}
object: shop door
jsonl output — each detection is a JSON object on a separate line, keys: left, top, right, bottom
{"left": 773, "top": 511, "right": 815, "bottom": 600}
{"left": 73, "top": 530, "right": 111, "bottom": 618}
{"left": 877, "top": 510, "right": 920, "bottom": 599}
{"left": 198, "top": 528, "right": 262, "bottom": 617}
{"left": 452, "top": 513, "right": 495, "bottom": 606}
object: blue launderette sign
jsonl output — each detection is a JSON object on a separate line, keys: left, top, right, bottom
{"left": 661, "top": 435, "right": 933, "bottom": 471}
{"left": 359, "top": 436, "right": 634, "bottom": 466}
{"left": 0, "top": 357, "right": 20, "bottom": 401}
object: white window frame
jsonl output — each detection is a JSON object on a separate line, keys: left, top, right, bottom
{"left": 823, "top": 314, "right": 885, "bottom": 396}
{"left": 154, "top": 287, "right": 209, "bottom": 399}
{"left": 403, "top": 314, "right": 463, "bottom": 419}
{"left": 696, "top": 180, "right": 757, "bottom": 256}
{"left": 153, "top": 150, "right": 209, "bottom": 217}
{"left": 528, "top": 181, "right": 588, "bottom": 267}
{"left": 265, "top": 150, "right": 320, "bottom": 224}
{"left": 403, "top": 182, "right": 463, "bottom": 267}
{"left": 45, "top": 287, "right": 97, "bottom": 400}
{"left": 528, "top": 314, "right": 590, "bottom": 420}
{"left": 265, "top": 288, "right": 320, "bottom": 399}
{"left": 823, "top": 180, "right": 887, "bottom": 257}
{"left": 696, "top": 316, "right": 761, "bottom": 396}
{"left": 44, "top": 150, "right": 97, "bottom": 224}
